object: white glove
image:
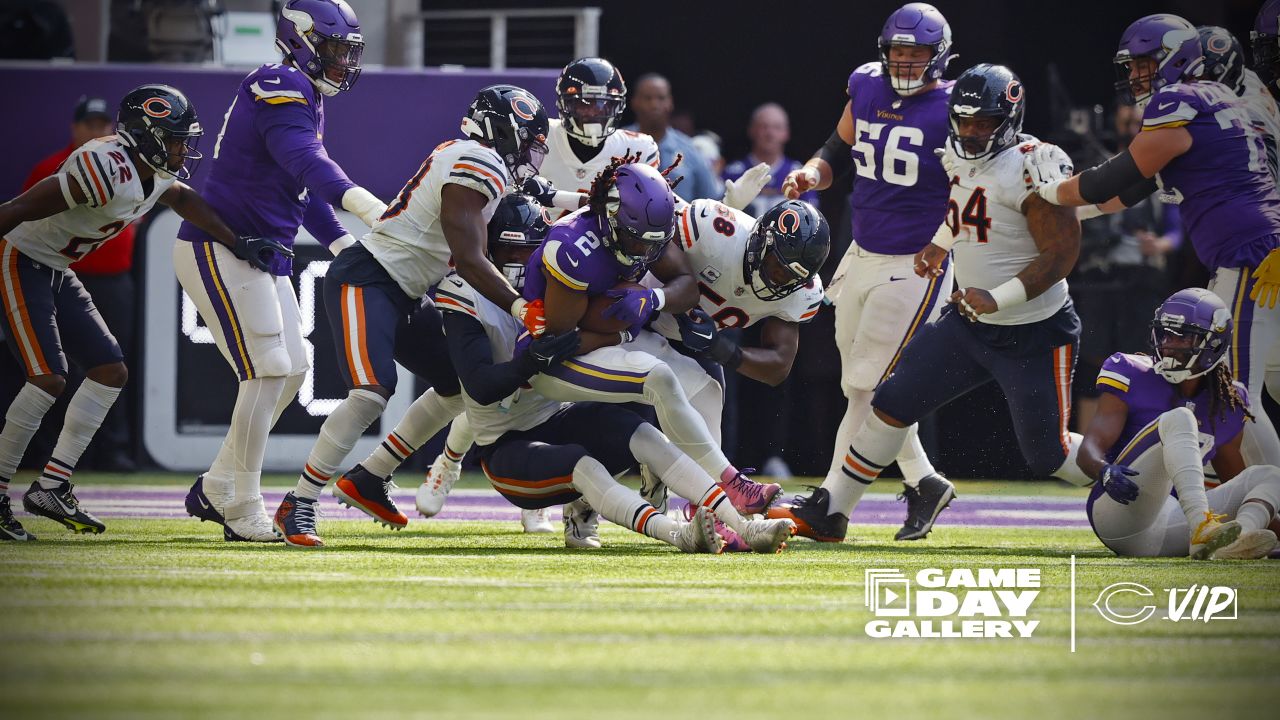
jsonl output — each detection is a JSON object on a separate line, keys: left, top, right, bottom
{"left": 781, "top": 165, "right": 820, "bottom": 199}
{"left": 723, "top": 162, "right": 772, "bottom": 210}
{"left": 1022, "top": 142, "right": 1074, "bottom": 186}
{"left": 933, "top": 146, "right": 964, "bottom": 179}
{"left": 341, "top": 186, "right": 387, "bottom": 227}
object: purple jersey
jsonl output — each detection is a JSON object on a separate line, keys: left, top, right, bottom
{"left": 846, "top": 62, "right": 953, "bottom": 255}
{"left": 178, "top": 63, "right": 355, "bottom": 275}
{"left": 523, "top": 207, "right": 648, "bottom": 301}
{"left": 722, "top": 155, "right": 816, "bottom": 218}
{"left": 1096, "top": 352, "right": 1249, "bottom": 464}
{"left": 1142, "top": 82, "right": 1280, "bottom": 270}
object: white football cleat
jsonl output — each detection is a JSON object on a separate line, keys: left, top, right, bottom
{"left": 223, "top": 496, "right": 283, "bottom": 543}
{"left": 1189, "top": 512, "right": 1241, "bottom": 560}
{"left": 416, "top": 453, "right": 460, "bottom": 518}
{"left": 738, "top": 517, "right": 796, "bottom": 554}
{"left": 203, "top": 474, "right": 234, "bottom": 516}
{"left": 521, "top": 507, "right": 555, "bottom": 533}
{"left": 1212, "top": 529, "right": 1279, "bottom": 559}
{"left": 671, "top": 505, "right": 725, "bottom": 554}
{"left": 563, "top": 498, "right": 601, "bottom": 549}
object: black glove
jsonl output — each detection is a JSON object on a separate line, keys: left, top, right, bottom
{"left": 705, "top": 334, "right": 743, "bottom": 370}
{"left": 676, "top": 307, "right": 717, "bottom": 353}
{"left": 233, "top": 236, "right": 294, "bottom": 273}
{"left": 522, "top": 331, "right": 581, "bottom": 373}
{"left": 520, "top": 175, "right": 558, "bottom": 207}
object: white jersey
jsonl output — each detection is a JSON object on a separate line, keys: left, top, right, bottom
{"left": 539, "top": 119, "right": 660, "bottom": 219}
{"left": 945, "top": 135, "right": 1069, "bottom": 326}
{"left": 8, "top": 135, "right": 174, "bottom": 271}
{"left": 645, "top": 199, "right": 824, "bottom": 340}
{"left": 435, "top": 271, "right": 563, "bottom": 446}
{"left": 363, "top": 139, "right": 510, "bottom": 298}
{"left": 1242, "top": 70, "right": 1280, "bottom": 183}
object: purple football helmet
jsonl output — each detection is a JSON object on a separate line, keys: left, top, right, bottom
{"left": 603, "top": 163, "right": 676, "bottom": 267}
{"left": 276, "top": 0, "right": 363, "bottom": 96}
{"left": 878, "top": 3, "right": 954, "bottom": 96}
{"left": 1113, "top": 14, "right": 1204, "bottom": 107}
{"left": 1149, "top": 288, "right": 1232, "bottom": 384}
{"left": 1252, "top": 0, "right": 1280, "bottom": 93}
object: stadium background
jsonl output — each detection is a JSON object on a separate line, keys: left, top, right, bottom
{"left": 0, "top": 0, "right": 1267, "bottom": 478}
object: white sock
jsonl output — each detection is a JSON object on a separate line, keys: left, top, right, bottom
{"left": 230, "top": 376, "right": 286, "bottom": 503}
{"left": 295, "top": 388, "right": 386, "bottom": 500}
{"left": 1158, "top": 407, "right": 1210, "bottom": 528}
{"left": 896, "top": 424, "right": 935, "bottom": 488}
{"left": 1235, "top": 470, "right": 1280, "bottom": 531}
{"left": 362, "top": 389, "right": 464, "bottom": 479}
{"left": 1053, "top": 433, "right": 1093, "bottom": 487}
{"left": 37, "top": 379, "right": 122, "bottom": 489}
{"left": 206, "top": 436, "right": 235, "bottom": 487}
{"left": 642, "top": 364, "right": 732, "bottom": 479}
{"left": 1236, "top": 499, "right": 1276, "bottom": 533}
{"left": 627, "top": 423, "right": 750, "bottom": 533}
{"left": 440, "top": 412, "right": 474, "bottom": 469}
{"left": 822, "top": 412, "right": 909, "bottom": 518}
{"left": 570, "top": 455, "right": 679, "bottom": 544}
{"left": 823, "top": 389, "right": 873, "bottom": 485}
{"left": 0, "top": 383, "right": 56, "bottom": 489}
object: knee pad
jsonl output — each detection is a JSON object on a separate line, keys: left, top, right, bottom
{"left": 348, "top": 387, "right": 389, "bottom": 414}
{"left": 644, "top": 362, "right": 684, "bottom": 398}
{"left": 1157, "top": 406, "right": 1198, "bottom": 440}
{"left": 254, "top": 343, "right": 293, "bottom": 378}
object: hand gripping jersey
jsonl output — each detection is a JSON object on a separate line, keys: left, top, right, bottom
{"left": 522, "top": 207, "right": 648, "bottom": 301}
{"left": 846, "top": 61, "right": 954, "bottom": 255}
{"left": 435, "top": 271, "right": 562, "bottom": 446}
{"left": 363, "top": 139, "right": 511, "bottom": 298}
{"left": 1096, "top": 352, "right": 1249, "bottom": 465}
{"left": 177, "top": 63, "right": 355, "bottom": 274}
{"left": 8, "top": 136, "right": 174, "bottom": 271}
{"left": 1242, "top": 69, "right": 1280, "bottom": 183}
{"left": 943, "top": 136, "right": 1069, "bottom": 326}
{"left": 539, "top": 119, "right": 660, "bottom": 219}
{"left": 645, "top": 199, "right": 824, "bottom": 338}
{"left": 1142, "top": 81, "right": 1280, "bottom": 270}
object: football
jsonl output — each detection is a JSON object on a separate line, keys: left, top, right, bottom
{"left": 579, "top": 281, "right": 648, "bottom": 334}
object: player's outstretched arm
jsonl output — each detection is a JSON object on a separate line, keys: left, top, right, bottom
{"left": 647, "top": 241, "right": 699, "bottom": 314}
{"left": 736, "top": 318, "right": 800, "bottom": 387}
{"left": 160, "top": 182, "right": 238, "bottom": 249}
{"left": 1018, "top": 194, "right": 1082, "bottom": 299}
{"left": 1077, "top": 393, "right": 1129, "bottom": 483}
{"left": 0, "top": 176, "right": 78, "bottom": 238}
{"left": 783, "top": 101, "right": 854, "bottom": 199}
{"left": 442, "top": 311, "right": 575, "bottom": 404}
{"left": 441, "top": 184, "right": 521, "bottom": 313}
{"left": 1035, "top": 128, "right": 1190, "bottom": 207}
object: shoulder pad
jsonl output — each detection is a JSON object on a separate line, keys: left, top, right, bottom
{"left": 247, "top": 65, "right": 311, "bottom": 106}
{"left": 446, "top": 142, "right": 510, "bottom": 201}
{"left": 1143, "top": 85, "right": 1198, "bottom": 130}
{"left": 541, "top": 238, "right": 591, "bottom": 291}
{"left": 65, "top": 144, "right": 128, "bottom": 208}
{"left": 1097, "top": 352, "right": 1140, "bottom": 393}
{"left": 435, "top": 272, "right": 481, "bottom": 318}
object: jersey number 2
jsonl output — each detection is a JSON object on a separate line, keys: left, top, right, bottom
{"left": 60, "top": 220, "right": 126, "bottom": 261}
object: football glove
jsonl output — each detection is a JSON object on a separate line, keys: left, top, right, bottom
{"left": 723, "top": 162, "right": 772, "bottom": 210}
{"left": 933, "top": 146, "right": 964, "bottom": 180}
{"left": 603, "top": 287, "right": 660, "bottom": 327}
{"left": 233, "top": 235, "right": 293, "bottom": 273}
{"left": 512, "top": 297, "right": 547, "bottom": 337}
{"left": 676, "top": 307, "right": 717, "bottom": 353}
{"left": 524, "top": 331, "right": 580, "bottom": 373}
{"left": 520, "top": 175, "right": 558, "bottom": 207}
{"left": 1250, "top": 247, "right": 1280, "bottom": 309}
{"left": 1100, "top": 463, "right": 1140, "bottom": 505}
{"left": 1021, "top": 142, "right": 1075, "bottom": 187}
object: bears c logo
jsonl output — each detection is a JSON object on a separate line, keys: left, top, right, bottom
{"left": 1005, "top": 80, "right": 1024, "bottom": 104}
{"left": 776, "top": 208, "right": 801, "bottom": 234}
{"left": 1205, "top": 34, "right": 1230, "bottom": 54}
{"left": 142, "top": 97, "right": 172, "bottom": 118}
{"left": 511, "top": 95, "right": 538, "bottom": 121}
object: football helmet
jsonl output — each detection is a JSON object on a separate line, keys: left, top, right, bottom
{"left": 878, "top": 3, "right": 954, "bottom": 96}
{"left": 603, "top": 162, "right": 676, "bottom": 267}
{"left": 1114, "top": 14, "right": 1204, "bottom": 106}
{"left": 744, "top": 200, "right": 830, "bottom": 301}
{"left": 556, "top": 57, "right": 627, "bottom": 147}
{"left": 947, "top": 63, "right": 1025, "bottom": 161}
{"left": 1149, "top": 288, "right": 1232, "bottom": 384}
{"left": 116, "top": 84, "right": 203, "bottom": 180}
{"left": 462, "top": 85, "right": 550, "bottom": 183}
{"left": 487, "top": 193, "right": 549, "bottom": 291}
{"left": 1252, "top": 0, "right": 1280, "bottom": 93}
{"left": 1198, "top": 26, "right": 1245, "bottom": 96}
{"left": 276, "top": 0, "right": 363, "bottom": 96}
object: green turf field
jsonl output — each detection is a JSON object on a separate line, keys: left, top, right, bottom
{"left": 2, "top": 478, "right": 1277, "bottom": 720}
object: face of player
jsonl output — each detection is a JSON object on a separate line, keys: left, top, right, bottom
{"left": 760, "top": 253, "right": 803, "bottom": 292}
{"left": 318, "top": 37, "right": 363, "bottom": 86}
{"left": 952, "top": 115, "right": 1002, "bottom": 156}
{"left": 1155, "top": 330, "right": 1197, "bottom": 366}
{"left": 887, "top": 44, "right": 933, "bottom": 86}
{"left": 1123, "top": 56, "right": 1158, "bottom": 100}
{"left": 162, "top": 133, "right": 201, "bottom": 174}
{"left": 492, "top": 244, "right": 537, "bottom": 290}
{"left": 72, "top": 117, "right": 113, "bottom": 148}
{"left": 631, "top": 78, "right": 673, "bottom": 130}
{"left": 749, "top": 106, "right": 790, "bottom": 158}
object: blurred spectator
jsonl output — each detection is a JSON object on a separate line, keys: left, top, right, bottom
{"left": 20, "top": 95, "right": 138, "bottom": 471}
{"left": 626, "top": 74, "right": 718, "bottom": 201}
{"left": 1070, "top": 103, "right": 1181, "bottom": 433}
{"left": 671, "top": 108, "right": 698, "bottom": 137}
{"left": 723, "top": 103, "right": 817, "bottom": 218}
{"left": 690, "top": 131, "right": 726, "bottom": 198}
{"left": 0, "top": 0, "right": 74, "bottom": 59}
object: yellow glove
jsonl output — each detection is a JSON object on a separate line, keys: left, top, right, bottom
{"left": 1250, "top": 247, "right": 1280, "bottom": 309}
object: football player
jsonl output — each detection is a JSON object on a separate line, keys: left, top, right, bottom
{"left": 773, "top": 64, "right": 1092, "bottom": 542}
{"left": 781, "top": 2, "right": 956, "bottom": 541}
{"left": 1199, "top": 25, "right": 1279, "bottom": 183}
{"left": 0, "top": 85, "right": 287, "bottom": 541}
{"left": 436, "top": 214, "right": 793, "bottom": 553}
{"left": 1079, "top": 288, "right": 1279, "bottom": 559}
{"left": 1026, "top": 14, "right": 1280, "bottom": 469}
{"left": 177, "top": 0, "right": 388, "bottom": 542}
{"left": 271, "top": 84, "right": 551, "bottom": 547}
{"left": 1251, "top": 0, "right": 1280, "bottom": 99}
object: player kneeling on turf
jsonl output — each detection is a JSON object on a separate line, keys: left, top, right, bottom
{"left": 1078, "top": 288, "right": 1280, "bottom": 559}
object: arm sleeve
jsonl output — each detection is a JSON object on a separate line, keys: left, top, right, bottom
{"left": 443, "top": 311, "right": 538, "bottom": 406}
{"left": 255, "top": 104, "right": 357, "bottom": 206}
{"left": 302, "top": 191, "right": 350, "bottom": 247}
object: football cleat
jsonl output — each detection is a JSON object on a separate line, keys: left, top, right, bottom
{"left": 185, "top": 473, "right": 230, "bottom": 525}
{"left": 766, "top": 487, "right": 848, "bottom": 543}
{"left": 333, "top": 464, "right": 409, "bottom": 529}
{"left": 672, "top": 505, "right": 724, "bottom": 554}
{"left": 738, "top": 517, "right": 796, "bottom": 554}
{"left": 895, "top": 473, "right": 956, "bottom": 541}
{"left": 1189, "top": 512, "right": 1242, "bottom": 560}
{"left": 1212, "top": 529, "right": 1279, "bottom": 560}
{"left": 223, "top": 496, "right": 282, "bottom": 543}
{"left": 0, "top": 496, "right": 35, "bottom": 541}
{"left": 521, "top": 507, "right": 555, "bottom": 533}
{"left": 683, "top": 502, "right": 750, "bottom": 552}
{"left": 563, "top": 498, "right": 601, "bottom": 549}
{"left": 274, "top": 492, "right": 323, "bottom": 548}
{"left": 416, "top": 453, "right": 460, "bottom": 518}
{"left": 720, "top": 472, "right": 781, "bottom": 515}
{"left": 639, "top": 464, "right": 668, "bottom": 515}
{"left": 22, "top": 480, "right": 105, "bottom": 534}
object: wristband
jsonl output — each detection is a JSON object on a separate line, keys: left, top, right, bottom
{"left": 510, "top": 297, "right": 527, "bottom": 319}
{"left": 930, "top": 221, "right": 956, "bottom": 251}
{"left": 706, "top": 334, "right": 743, "bottom": 370}
{"left": 552, "top": 190, "right": 585, "bottom": 210}
{"left": 328, "top": 234, "right": 356, "bottom": 256}
{"left": 1037, "top": 179, "right": 1066, "bottom": 205}
{"left": 651, "top": 287, "right": 666, "bottom": 311}
{"left": 1076, "top": 204, "right": 1105, "bottom": 221}
{"left": 989, "top": 277, "right": 1028, "bottom": 310}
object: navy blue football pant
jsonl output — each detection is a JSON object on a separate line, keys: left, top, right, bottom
{"left": 872, "top": 302, "right": 1081, "bottom": 477}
